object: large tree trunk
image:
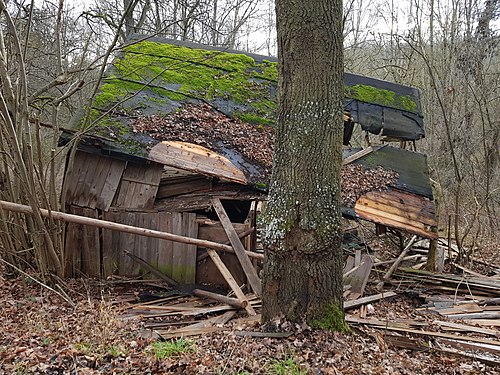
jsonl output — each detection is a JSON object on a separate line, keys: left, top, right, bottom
{"left": 262, "top": 0, "right": 346, "bottom": 330}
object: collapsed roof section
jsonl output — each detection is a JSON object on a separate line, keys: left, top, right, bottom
{"left": 65, "top": 35, "right": 425, "bottom": 184}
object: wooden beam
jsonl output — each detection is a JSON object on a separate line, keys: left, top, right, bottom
{"left": 206, "top": 249, "right": 256, "bottom": 316}
{"left": 211, "top": 198, "right": 262, "bottom": 296}
{"left": 0, "top": 200, "right": 263, "bottom": 259}
{"left": 342, "top": 146, "right": 375, "bottom": 165}
{"left": 344, "top": 291, "right": 397, "bottom": 310}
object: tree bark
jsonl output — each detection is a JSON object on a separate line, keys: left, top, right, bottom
{"left": 262, "top": 0, "right": 346, "bottom": 330}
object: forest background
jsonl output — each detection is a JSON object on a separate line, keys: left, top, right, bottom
{"left": 0, "top": 0, "right": 498, "bottom": 277}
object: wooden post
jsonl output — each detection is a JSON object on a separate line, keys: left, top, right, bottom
{"left": 0, "top": 200, "right": 263, "bottom": 260}
{"left": 206, "top": 249, "right": 256, "bottom": 316}
{"left": 211, "top": 198, "right": 262, "bottom": 296}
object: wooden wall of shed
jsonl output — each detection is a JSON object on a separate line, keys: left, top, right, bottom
{"left": 64, "top": 206, "right": 100, "bottom": 277}
{"left": 102, "top": 211, "right": 198, "bottom": 283}
{"left": 63, "top": 151, "right": 163, "bottom": 212}
{"left": 63, "top": 151, "right": 126, "bottom": 211}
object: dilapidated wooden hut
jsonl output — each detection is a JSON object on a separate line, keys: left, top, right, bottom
{"left": 60, "top": 35, "right": 436, "bottom": 288}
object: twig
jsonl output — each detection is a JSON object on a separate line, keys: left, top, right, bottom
{"left": 0, "top": 258, "right": 75, "bottom": 307}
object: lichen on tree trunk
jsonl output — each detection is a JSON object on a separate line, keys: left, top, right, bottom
{"left": 261, "top": 0, "right": 346, "bottom": 330}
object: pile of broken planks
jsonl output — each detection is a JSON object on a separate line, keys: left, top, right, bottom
{"left": 120, "top": 230, "right": 499, "bottom": 368}
{"left": 343, "top": 235, "right": 500, "bottom": 366}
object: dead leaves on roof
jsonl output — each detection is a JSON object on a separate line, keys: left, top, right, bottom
{"left": 132, "top": 103, "right": 274, "bottom": 169}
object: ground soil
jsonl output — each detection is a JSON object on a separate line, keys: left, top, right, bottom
{"left": 1, "top": 233, "right": 499, "bottom": 374}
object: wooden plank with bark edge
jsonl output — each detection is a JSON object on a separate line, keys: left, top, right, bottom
{"left": 344, "top": 291, "right": 397, "bottom": 310}
{"left": 206, "top": 249, "right": 256, "bottom": 316}
{"left": 211, "top": 198, "right": 262, "bottom": 296}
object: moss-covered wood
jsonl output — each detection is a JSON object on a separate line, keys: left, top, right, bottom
{"left": 261, "top": 0, "right": 346, "bottom": 329}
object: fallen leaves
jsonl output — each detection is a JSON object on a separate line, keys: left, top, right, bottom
{"left": 132, "top": 103, "right": 274, "bottom": 169}
{"left": 133, "top": 103, "right": 399, "bottom": 203}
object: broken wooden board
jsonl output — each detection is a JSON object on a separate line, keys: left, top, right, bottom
{"left": 211, "top": 198, "right": 262, "bottom": 296}
{"left": 149, "top": 141, "right": 247, "bottom": 184}
{"left": 344, "top": 291, "right": 397, "bottom": 310}
{"left": 156, "top": 311, "right": 235, "bottom": 339}
{"left": 397, "top": 268, "right": 500, "bottom": 297}
{"left": 355, "top": 189, "right": 437, "bottom": 239}
{"left": 113, "top": 161, "right": 163, "bottom": 209}
{"left": 344, "top": 254, "right": 373, "bottom": 300}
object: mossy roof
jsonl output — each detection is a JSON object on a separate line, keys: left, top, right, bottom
{"left": 69, "top": 35, "right": 425, "bottom": 183}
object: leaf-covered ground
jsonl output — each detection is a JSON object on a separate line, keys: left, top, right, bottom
{"left": 1, "top": 263, "right": 498, "bottom": 375}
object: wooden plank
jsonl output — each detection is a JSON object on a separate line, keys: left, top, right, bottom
{"left": 363, "top": 189, "right": 436, "bottom": 214}
{"left": 64, "top": 209, "right": 81, "bottom": 277}
{"left": 356, "top": 204, "right": 430, "bottom": 230}
{"left": 437, "top": 338, "right": 500, "bottom": 356}
{"left": 354, "top": 208, "right": 437, "bottom": 239}
{"left": 113, "top": 162, "right": 162, "bottom": 209}
{"left": 446, "top": 312, "right": 500, "bottom": 320}
{"left": 66, "top": 152, "right": 126, "bottom": 210}
{"left": 356, "top": 194, "right": 437, "bottom": 226}
{"left": 79, "top": 207, "right": 100, "bottom": 277}
{"left": 157, "top": 326, "right": 225, "bottom": 339}
{"left": 206, "top": 249, "right": 256, "bottom": 316}
{"left": 65, "top": 151, "right": 93, "bottom": 206}
{"left": 437, "top": 302, "right": 483, "bottom": 315}
{"left": 344, "top": 291, "right": 397, "bottom": 310}
{"left": 157, "top": 177, "right": 212, "bottom": 199}
{"left": 353, "top": 320, "right": 500, "bottom": 347}
{"left": 184, "top": 213, "right": 198, "bottom": 283}
{"left": 102, "top": 211, "right": 119, "bottom": 276}
{"left": 171, "top": 212, "right": 184, "bottom": 283}
{"left": 464, "top": 320, "right": 500, "bottom": 327}
{"left": 211, "top": 198, "right": 261, "bottom": 296}
{"left": 119, "top": 212, "right": 139, "bottom": 275}
{"left": 342, "top": 146, "right": 375, "bottom": 165}
{"left": 343, "top": 256, "right": 355, "bottom": 275}
{"left": 436, "top": 321, "right": 500, "bottom": 337}
{"left": 86, "top": 157, "right": 113, "bottom": 208}
{"left": 344, "top": 254, "right": 373, "bottom": 300}
{"left": 149, "top": 141, "right": 247, "bottom": 184}
{"left": 157, "top": 211, "right": 173, "bottom": 278}
{"left": 198, "top": 222, "right": 248, "bottom": 243}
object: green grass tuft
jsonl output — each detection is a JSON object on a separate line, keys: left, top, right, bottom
{"left": 269, "top": 355, "right": 307, "bottom": 375}
{"left": 152, "top": 338, "right": 194, "bottom": 360}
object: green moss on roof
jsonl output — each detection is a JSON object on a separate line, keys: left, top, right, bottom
{"left": 345, "top": 84, "right": 418, "bottom": 112}
{"left": 94, "top": 41, "right": 278, "bottom": 117}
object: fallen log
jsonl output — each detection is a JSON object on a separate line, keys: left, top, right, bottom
{"left": 0, "top": 200, "right": 263, "bottom": 260}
